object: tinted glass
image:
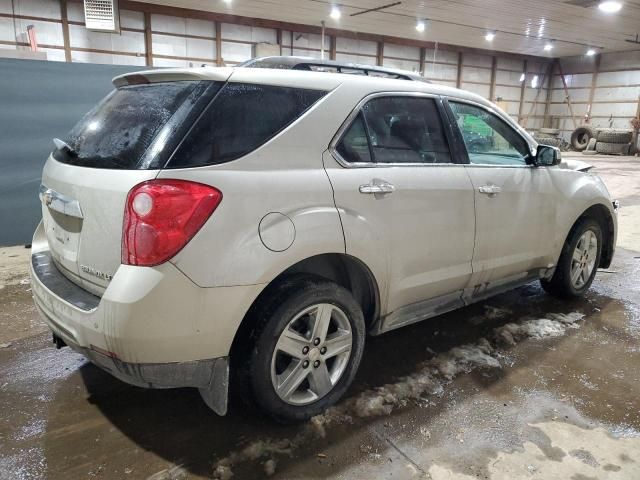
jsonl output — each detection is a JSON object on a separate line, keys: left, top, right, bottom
{"left": 361, "top": 96, "right": 451, "bottom": 164}
{"left": 449, "top": 101, "right": 530, "bottom": 166}
{"left": 53, "top": 81, "right": 216, "bottom": 169}
{"left": 336, "top": 113, "right": 372, "bottom": 163}
{"left": 169, "top": 83, "right": 326, "bottom": 168}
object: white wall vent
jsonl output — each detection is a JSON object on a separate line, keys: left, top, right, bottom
{"left": 84, "top": 0, "right": 120, "bottom": 32}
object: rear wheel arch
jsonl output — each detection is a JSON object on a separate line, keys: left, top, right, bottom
{"left": 230, "top": 253, "right": 380, "bottom": 365}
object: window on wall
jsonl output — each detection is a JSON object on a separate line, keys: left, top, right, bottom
{"left": 449, "top": 101, "right": 530, "bottom": 166}
{"left": 336, "top": 96, "right": 452, "bottom": 164}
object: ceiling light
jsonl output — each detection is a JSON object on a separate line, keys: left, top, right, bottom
{"left": 416, "top": 20, "right": 425, "bottom": 32}
{"left": 544, "top": 42, "right": 554, "bottom": 51}
{"left": 485, "top": 32, "right": 495, "bottom": 42}
{"left": 586, "top": 48, "right": 597, "bottom": 56}
{"left": 222, "top": 0, "right": 232, "bottom": 3}
{"left": 598, "top": 1, "right": 622, "bottom": 13}
{"left": 519, "top": 73, "right": 526, "bottom": 82}
{"left": 330, "top": 6, "right": 341, "bottom": 19}
{"left": 531, "top": 75, "right": 539, "bottom": 89}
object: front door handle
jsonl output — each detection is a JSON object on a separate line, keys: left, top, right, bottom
{"left": 359, "top": 181, "right": 395, "bottom": 195}
{"left": 478, "top": 185, "right": 502, "bottom": 196}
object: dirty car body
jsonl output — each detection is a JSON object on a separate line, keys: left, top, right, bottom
{"left": 29, "top": 64, "right": 617, "bottom": 420}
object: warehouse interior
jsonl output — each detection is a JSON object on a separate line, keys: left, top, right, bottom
{"left": 1, "top": 0, "right": 640, "bottom": 479}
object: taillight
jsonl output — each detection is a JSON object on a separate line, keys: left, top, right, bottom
{"left": 122, "top": 179, "right": 222, "bottom": 266}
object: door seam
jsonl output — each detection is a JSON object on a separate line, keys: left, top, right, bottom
{"left": 321, "top": 150, "right": 347, "bottom": 254}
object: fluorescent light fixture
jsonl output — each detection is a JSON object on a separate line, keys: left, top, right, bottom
{"left": 330, "top": 6, "right": 341, "bottom": 19}
{"left": 531, "top": 75, "right": 539, "bottom": 89}
{"left": 485, "top": 32, "right": 496, "bottom": 42}
{"left": 416, "top": 20, "right": 425, "bottom": 32}
{"left": 598, "top": 1, "right": 622, "bottom": 13}
{"left": 222, "top": 0, "right": 232, "bottom": 3}
{"left": 586, "top": 48, "right": 597, "bottom": 56}
{"left": 544, "top": 42, "right": 554, "bottom": 51}
{"left": 519, "top": 73, "right": 526, "bottom": 82}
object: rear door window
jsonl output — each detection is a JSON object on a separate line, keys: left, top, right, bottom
{"left": 336, "top": 113, "right": 372, "bottom": 163}
{"left": 336, "top": 96, "right": 452, "bottom": 164}
{"left": 53, "top": 81, "right": 218, "bottom": 169}
{"left": 168, "top": 83, "right": 327, "bottom": 168}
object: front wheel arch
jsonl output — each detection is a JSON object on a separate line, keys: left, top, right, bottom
{"left": 567, "top": 204, "right": 615, "bottom": 269}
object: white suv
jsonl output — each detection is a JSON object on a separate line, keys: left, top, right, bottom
{"left": 30, "top": 66, "right": 617, "bottom": 422}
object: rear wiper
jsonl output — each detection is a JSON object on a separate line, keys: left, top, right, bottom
{"left": 53, "top": 138, "right": 78, "bottom": 157}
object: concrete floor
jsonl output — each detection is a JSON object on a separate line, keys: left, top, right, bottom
{"left": 1, "top": 154, "right": 639, "bottom": 480}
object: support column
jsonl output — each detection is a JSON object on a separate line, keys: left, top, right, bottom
{"left": 543, "top": 59, "right": 557, "bottom": 128}
{"left": 586, "top": 54, "right": 601, "bottom": 124}
{"left": 517, "top": 60, "right": 529, "bottom": 125}
{"left": 489, "top": 56, "right": 497, "bottom": 101}
{"left": 60, "top": 0, "right": 71, "bottom": 62}
{"left": 215, "top": 21, "right": 222, "bottom": 66}
{"left": 144, "top": 12, "right": 153, "bottom": 67}
{"left": 456, "top": 52, "right": 463, "bottom": 89}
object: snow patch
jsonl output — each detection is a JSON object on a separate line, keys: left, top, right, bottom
{"left": 147, "top": 465, "right": 188, "bottom": 480}
{"left": 495, "top": 312, "right": 584, "bottom": 346}
{"left": 212, "top": 310, "right": 584, "bottom": 479}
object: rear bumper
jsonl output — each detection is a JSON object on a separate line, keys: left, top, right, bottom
{"left": 29, "top": 222, "right": 264, "bottom": 413}
{"left": 50, "top": 331, "right": 230, "bottom": 414}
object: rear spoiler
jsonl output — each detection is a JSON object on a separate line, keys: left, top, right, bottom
{"left": 112, "top": 67, "right": 233, "bottom": 88}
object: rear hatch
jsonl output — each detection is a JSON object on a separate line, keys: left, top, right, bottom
{"left": 40, "top": 70, "right": 228, "bottom": 296}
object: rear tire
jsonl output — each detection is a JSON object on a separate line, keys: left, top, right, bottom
{"left": 541, "top": 218, "right": 603, "bottom": 299}
{"left": 237, "top": 275, "right": 365, "bottom": 422}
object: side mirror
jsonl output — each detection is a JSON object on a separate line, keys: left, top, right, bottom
{"left": 534, "top": 144, "right": 561, "bottom": 167}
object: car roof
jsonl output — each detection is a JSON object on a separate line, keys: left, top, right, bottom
{"left": 112, "top": 65, "right": 484, "bottom": 105}
{"left": 237, "top": 56, "right": 429, "bottom": 83}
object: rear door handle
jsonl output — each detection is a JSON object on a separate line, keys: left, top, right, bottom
{"left": 359, "top": 181, "right": 395, "bottom": 195}
{"left": 478, "top": 185, "right": 502, "bottom": 196}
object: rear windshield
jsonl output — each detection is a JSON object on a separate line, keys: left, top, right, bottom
{"left": 53, "top": 81, "right": 219, "bottom": 169}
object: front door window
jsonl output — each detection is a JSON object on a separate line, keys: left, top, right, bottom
{"left": 449, "top": 102, "right": 530, "bottom": 166}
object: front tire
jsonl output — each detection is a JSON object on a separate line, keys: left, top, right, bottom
{"left": 541, "top": 217, "right": 603, "bottom": 298}
{"left": 241, "top": 276, "right": 365, "bottom": 422}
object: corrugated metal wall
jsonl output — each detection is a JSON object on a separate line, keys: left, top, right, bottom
{"left": 0, "top": 58, "right": 142, "bottom": 246}
{"left": 551, "top": 52, "right": 640, "bottom": 139}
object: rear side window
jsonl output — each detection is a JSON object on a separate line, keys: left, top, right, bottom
{"left": 336, "top": 96, "right": 452, "bottom": 164}
{"left": 53, "top": 81, "right": 218, "bottom": 169}
{"left": 168, "top": 83, "right": 326, "bottom": 168}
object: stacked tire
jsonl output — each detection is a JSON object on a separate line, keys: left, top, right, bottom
{"left": 534, "top": 128, "right": 565, "bottom": 150}
{"left": 570, "top": 126, "right": 596, "bottom": 152}
{"left": 594, "top": 130, "right": 633, "bottom": 155}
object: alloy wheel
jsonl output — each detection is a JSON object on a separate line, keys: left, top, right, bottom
{"left": 270, "top": 303, "right": 352, "bottom": 405}
{"left": 570, "top": 229, "right": 598, "bottom": 289}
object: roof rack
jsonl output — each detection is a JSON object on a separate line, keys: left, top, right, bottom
{"left": 238, "top": 56, "right": 429, "bottom": 83}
